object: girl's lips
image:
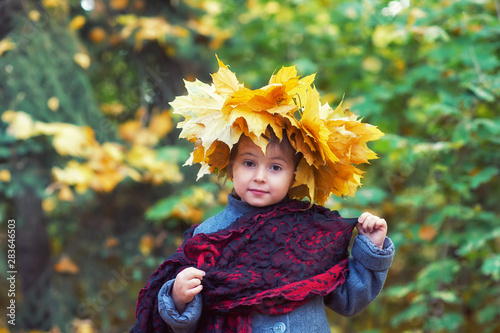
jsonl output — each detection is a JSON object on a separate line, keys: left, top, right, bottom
{"left": 249, "top": 189, "right": 267, "bottom": 195}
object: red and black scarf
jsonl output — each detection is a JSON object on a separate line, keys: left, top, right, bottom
{"left": 131, "top": 199, "right": 357, "bottom": 332}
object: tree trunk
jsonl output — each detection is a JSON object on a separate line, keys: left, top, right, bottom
{"left": 15, "top": 187, "right": 53, "bottom": 330}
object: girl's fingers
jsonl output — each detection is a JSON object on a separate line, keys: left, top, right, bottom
{"left": 358, "top": 213, "right": 373, "bottom": 232}
{"left": 358, "top": 212, "right": 371, "bottom": 223}
{"left": 180, "top": 267, "right": 206, "bottom": 280}
{"left": 189, "top": 267, "right": 206, "bottom": 279}
{"left": 187, "top": 276, "right": 203, "bottom": 288}
{"left": 375, "top": 218, "right": 387, "bottom": 229}
{"left": 175, "top": 267, "right": 206, "bottom": 299}
{"left": 182, "top": 281, "right": 203, "bottom": 298}
{"left": 357, "top": 212, "right": 386, "bottom": 233}
{"left": 189, "top": 284, "right": 203, "bottom": 295}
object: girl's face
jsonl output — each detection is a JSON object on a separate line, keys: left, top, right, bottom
{"left": 231, "top": 137, "right": 296, "bottom": 207}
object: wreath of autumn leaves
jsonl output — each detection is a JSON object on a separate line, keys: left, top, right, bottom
{"left": 172, "top": 57, "right": 384, "bottom": 205}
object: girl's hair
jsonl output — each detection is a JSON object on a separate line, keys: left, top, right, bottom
{"left": 227, "top": 127, "right": 302, "bottom": 179}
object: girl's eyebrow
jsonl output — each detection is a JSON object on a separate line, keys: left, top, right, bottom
{"left": 239, "top": 150, "right": 290, "bottom": 164}
{"left": 240, "top": 152, "right": 257, "bottom": 158}
{"left": 269, "top": 156, "right": 289, "bottom": 164}
{"left": 267, "top": 150, "right": 291, "bottom": 163}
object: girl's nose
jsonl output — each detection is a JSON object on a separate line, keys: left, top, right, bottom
{"left": 254, "top": 167, "right": 266, "bottom": 182}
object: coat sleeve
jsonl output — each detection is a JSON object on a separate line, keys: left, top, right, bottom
{"left": 324, "top": 235, "right": 395, "bottom": 317}
{"left": 157, "top": 279, "right": 202, "bottom": 333}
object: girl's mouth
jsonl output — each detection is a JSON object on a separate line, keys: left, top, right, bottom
{"left": 249, "top": 189, "right": 267, "bottom": 195}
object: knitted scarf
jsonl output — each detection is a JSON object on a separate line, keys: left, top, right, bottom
{"left": 131, "top": 199, "right": 357, "bottom": 332}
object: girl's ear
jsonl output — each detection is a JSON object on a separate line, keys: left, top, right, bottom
{"left": 226, "top": 161, "right": 234, "bottom": 179}
{"left": 231, "top": 188, "right": 241, "bottom": 200}
{"left": 227, "top": 143, "right": 239, "bottom": 180}
{"left": 288, "top": 171, "right": 297, "bottom": 191}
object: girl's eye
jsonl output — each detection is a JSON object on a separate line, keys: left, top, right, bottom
{"left": 243, "top": 160, "right": 255, "bottom": 167}
{"left": 270, "top": 164, "right": 282, "bottom": 172}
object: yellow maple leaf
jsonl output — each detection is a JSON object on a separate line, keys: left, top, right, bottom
{"left": 212, "top": 56, "right": 244, "bottom": 98}
{"left": 172, "top": 80, "right": 233, "bottom": 156}
{"left": 268, "top": 66, "right": 316, "bottom": 107}
{"left": 289, "top": 159, "right": 316, "bottom": 202}
{"left": 269, "top": 65, "right": 298, "bottom": 84}
{"left": 300, "top": 87, "right": 340, "bottom": 165}
{"left": 204, "top": 140, "right": 231, "bottom": 175}
{"left": 229, "top": 106, "right": 277, "bottom": 143}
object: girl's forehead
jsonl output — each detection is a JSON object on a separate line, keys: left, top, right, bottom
{"left": 237, "top": 138, "right": 294, "bottom": 162}
{"left": 236, "top": 139, "right": 263, "bottom": 155}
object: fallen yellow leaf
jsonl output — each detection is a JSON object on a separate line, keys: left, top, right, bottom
{"left": 54, "top": 254, "right": 79, "bottom": 274}
{"left": 104, "top": 237, "right": 119, "bottom": 248}
{"left": 139, "top": 234, "right": 154, "bottom": 256}
{"left": 69, "top": 15, "right": 86, "bottom": 30}
{"left": 42, "top": 0, "right": 60, "bottom": 8}
{"left": 89, "top": 27, "right": 107, "bottom": 44}
{"left": 148, "top": 110, "right": 172, "bottom": 138}
{"left": 72, "top": 319, "right": 93, "bottom": 333}
{"left": 0, "top": 169, "right": 11, "bottom": 182}
{"left": 47, "top": 96, "right": 59, "bottom": 111}
{"left": 35, "top": 123, "right": 97, "bottom": 157}
{"left": 101, "top": 102, "right": 125, "bottom": 115}
{"left": 111, "top": 0, "right": 128, "bottom": 10}
{"left": 419, "top": 225, "right": 438, "bottom": 241}
{"left": 42, "top": 197, "right": 56, "bottom": 213}
{"left": 74, "top": 53, "right": 91, "bottom": 69}
{"left": 0, "top": 38, "right": 16, "bottom": 56}
{"left": 2, "top": 110, "right": 36, "bottom": 139}
{"left": 28, "top": 10, "right": 41, "bottom": 22}
{"left": 58, "top": 185, "right": 74, "bottom": 201}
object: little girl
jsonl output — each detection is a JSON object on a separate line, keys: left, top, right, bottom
{"left": 131, "top": 59, "right": 395, "bottom": 333}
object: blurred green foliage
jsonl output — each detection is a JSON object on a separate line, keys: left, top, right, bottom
{"left": 1, "top": 0, "right": 499, "bottom": 332}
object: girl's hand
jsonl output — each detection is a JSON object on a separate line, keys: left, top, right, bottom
{"left": 172, "top": 267, "right": 205, "bottom": 314}
{"left": 356, "top": 212, "right": 388, "bottom": 250}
